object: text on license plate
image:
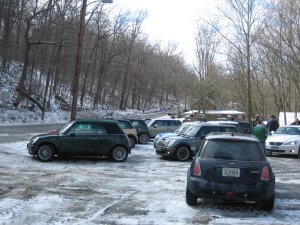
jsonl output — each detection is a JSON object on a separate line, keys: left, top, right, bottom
{"left": 222, "top": 167, "right": 240, "bottom": 177}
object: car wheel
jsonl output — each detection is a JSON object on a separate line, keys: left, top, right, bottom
{"left": 176, "top": 146, "right": 190, "bottom": 161}
{"left": 297, "top": 148, "right": 300, "bottom": 158}
{"left": 186, "top": 188, "right": 197, "bottom": 205}
{"left": 139, "top": 134, "right": 150, "bottom": 144}
{"left": 111, "top": 146, "right": 128, "bottom": 162}
{"left": 128, "top": 136, "right": 136, "bottom": 148}
{"left": 260, "top": 195, "right": 274, "bottom": 211}
{"left": 37, "top": 144, "right": 55, "bottom": 162}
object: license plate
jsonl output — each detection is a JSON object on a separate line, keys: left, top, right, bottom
{"left": 271, "top": 146, "right": 279, "bottom": 150}
{"left": 222, "top": 167, "right": 240, "bottom": 177}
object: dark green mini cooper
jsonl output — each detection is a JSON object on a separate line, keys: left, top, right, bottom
{"left": 27, "top": 120, "right": 131, "bottom": 162}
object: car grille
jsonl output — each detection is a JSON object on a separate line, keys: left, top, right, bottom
{"left": 269, "top": 142, "right": 283, "bottom": 146}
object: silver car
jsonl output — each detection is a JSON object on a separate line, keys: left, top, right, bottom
{"left": 147, "top": 118, "right": 182, "bottom": 139}
{"left": 265, "top": 125, "right": 300, "bottom": 157}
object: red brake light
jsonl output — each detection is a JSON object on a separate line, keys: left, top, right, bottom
{"left": 261, "top": 166, "right": 270, "bottom": 181}
{"left": 193, "top": 160, "right": 201, "bottom": 176}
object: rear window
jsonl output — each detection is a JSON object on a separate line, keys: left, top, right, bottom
{"left": 201, "top": 139, "right": 262, "bottom": 161}
{"left": 104, "top": 123, "right": 124, "bottom": 134}
{"left": 130, "top": 120, "right": 147, "bottom": 127}
{"left": 117, "top": 121, "right": 133, "bottom": 129}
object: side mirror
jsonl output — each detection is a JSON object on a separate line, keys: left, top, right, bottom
{"left": 154, "top": 124, "right": 158, "bottom": 128}
{"left": 70, "top": 132, "right": 75, "bottom": 137}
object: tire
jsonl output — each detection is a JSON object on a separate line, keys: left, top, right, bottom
{"left": 139, "top": 134, "right": 150, "bottom": 144}
{"left": 128, "top": 136, "right": 136, "bottom": 148}
{"left": 261, "top": 195, "right": 274, "bottom": 211}
{"left": 297, "top": 148, "right": 300, "bottom": 158}
{"left": 186, "top": 188, "right": 197, "bottom": 205}
{"left": 175, "top": 146, "right": 190, "bottom": 161}
{"left": 111, "top": 146, "right": 128, "bottom": 162}
{"left": 37, "top": 144, "right": 55, "bottom": 162}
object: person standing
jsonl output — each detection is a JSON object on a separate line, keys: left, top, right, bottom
{"left": 290, "top": 118, "right": 299, "bottom": 125}
{"left": 252, "top": 119, "right": 268, "bottom": 154}
{"left": 267, "top": 115, "right": 279, "bottom": 134}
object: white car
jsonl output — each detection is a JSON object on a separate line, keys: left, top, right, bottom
{"left": 266, "top": 125, "right": 300, "bottom": 158}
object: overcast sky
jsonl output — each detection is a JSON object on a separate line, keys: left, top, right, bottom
{"left": 109, "top": 0, "right": 219, "bottom": 63}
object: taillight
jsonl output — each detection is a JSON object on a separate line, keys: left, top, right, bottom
{"left": 193, "top": 160, "right": 201, "bottom": 176}
{"left": 261, "top": 166, "right": 270, "bottom": 181}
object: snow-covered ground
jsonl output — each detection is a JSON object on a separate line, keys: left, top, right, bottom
{"left": 1, "top": 139, "right": 300, "bottom": 225}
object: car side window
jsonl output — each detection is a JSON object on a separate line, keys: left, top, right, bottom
{"left": 153, "top": 120, "right": 164, "bottom": 127}
{"left": 169, "top": 120, "right": 180, "bottom": 126}
{"left": 131, "top": 121, "right": 139, "bottom": 127}
{"left": 198, "top": 127, "right": 220, "bottom": 138}
{"left": 69, "top": 123, "right": 94, "bottom": 135}
{"left": 95, "top": 124, "right": 107, "bottom": 134}
{"left": 117, "top": 121, "right": 126, "bottom": 129}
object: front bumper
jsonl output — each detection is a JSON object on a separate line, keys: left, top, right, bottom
{"left": 266, "top": 144, "right": 299, "bottom": 156}
{"left": 187, "top": 176, "right": 275, "bottom": 202}
{"left": 155, "top": 146, "right": 175, "bottom": 157}
{"left": 27, "top": 143, "right": 37, "bottom": 155}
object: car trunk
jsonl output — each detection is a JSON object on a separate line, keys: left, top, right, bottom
{"left": 200, "top": 159, "right": 262, "bottom": 184}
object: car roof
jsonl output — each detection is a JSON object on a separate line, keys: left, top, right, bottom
{"left": 206, "top": 121, "right": 239, "bottom": 125}
{"left": 150, "top": 118, "right": 181, "bottom": 121}
{"left": 75, "top": 119, "right": 117, "bottom": 124}
{"left": 205, "top": 132, "right": 259, "bottom": 142}
{"left": 280, "top": 125, "right": 300, "bottom": 127}
{"left": 188, "top": 123, "right": 237, "bottom": 128}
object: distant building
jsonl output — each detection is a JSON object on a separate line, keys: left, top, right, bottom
{"left": 182, "top": 110, "right": 246, "bottom": 121}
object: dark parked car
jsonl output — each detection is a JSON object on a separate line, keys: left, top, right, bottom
{"left": 186, "top": 132, "right": 275, "bottom": 211}
{"left": 27, "top": 120, "right": 131, "bottom": 162}
{"left": 155, "top": 123, "right": 238, "bottom": 161}
{"left": 236, "top": 121, "right": 252, "bottom": 134}
{"left": 129, "top": 119, "right": 150, "bottom": 144}
{"left": 206, "top": 121, "right": 252, "bottom": 134}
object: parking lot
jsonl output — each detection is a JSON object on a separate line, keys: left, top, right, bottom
{"left": 1, "top": 139, "right": 300, "bottom": 224}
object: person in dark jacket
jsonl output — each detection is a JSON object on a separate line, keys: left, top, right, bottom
{"left": 267, "top": 115, "right": 279, "bottom": 134}
{"left": 290, "top": 118, "right": 299, "bottom": 125}
{"left": 252, "top": 119, "right": 268, "bottom": 153}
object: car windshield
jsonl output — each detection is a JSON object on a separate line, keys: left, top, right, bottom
{"left": 175, "top": 124, "right": 190, "bottom": 134}
{"left": 274, "top": 126, "right": 300, "bottom": 135}
{"left": 58, "top": 121, "right": 74, "bottom": 134}
{"left": 201, "top": 139, "right": 262, "bottom": 161}
{"left": 181, "top": 125, "right": 200, "bottom": 137}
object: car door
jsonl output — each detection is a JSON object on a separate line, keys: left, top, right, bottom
{"left": 93, "top": 123, "right": 115, "bottom": 154}
{"left": 61, "top": 122, "right": 99, "bottom": 156}
{"left": 150, "top": 120, "right": 167, "bottom": 137}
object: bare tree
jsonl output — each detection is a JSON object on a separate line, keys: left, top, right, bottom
{"left": 218, "top": 0, "right": 265, "bottom": 122}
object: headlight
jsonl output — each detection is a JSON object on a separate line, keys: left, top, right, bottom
{"left": 165, "top": 139, "right": 176, "bottom": 146}
{"left": 31, "top": 137, "right": 39, "bottom": 144}
{"left": 284, "top": 141, "right": 297, "bottom": 145}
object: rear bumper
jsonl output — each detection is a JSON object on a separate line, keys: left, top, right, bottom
{"left": 187, "top": 176, "right": 275, "bottom": 202}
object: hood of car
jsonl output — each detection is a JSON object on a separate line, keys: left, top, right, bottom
{"left": 32, "top": 133, "right": 61, "bottom": 140}
{"left": 267, "top": 134, "right": 300, "bottom": 142}
{"left": 159, "top": 135, "right": 196, "bottom": 145}
{"left": 156, "top": 132, "right": 176, "bottom": 138}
